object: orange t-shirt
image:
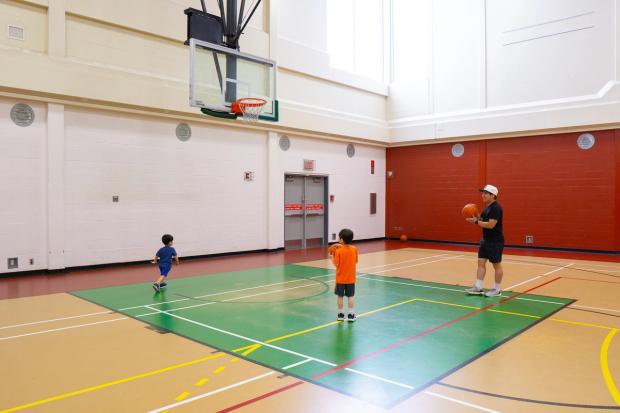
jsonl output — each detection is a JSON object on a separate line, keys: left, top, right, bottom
{"left": 333, "top": 244, "right": 358, "bottom": 284}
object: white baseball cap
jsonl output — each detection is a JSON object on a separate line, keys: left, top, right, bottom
{"left": 480, "top": 184, "right": 499, "bottom": 196}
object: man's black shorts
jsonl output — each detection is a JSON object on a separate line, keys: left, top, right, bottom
{"left": 478, "top": 240, "right": 504, "bottom": 263}
{"left": 334, "top": 283, "right": 355, "bottom": 297}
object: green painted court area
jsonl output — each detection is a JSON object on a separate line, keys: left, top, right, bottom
{"left": 72, "top": 264, "right": 573, "bottom": 407}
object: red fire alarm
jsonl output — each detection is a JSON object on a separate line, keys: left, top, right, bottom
{"left": 371, "top": 160, "right": 375, "bottom": 174}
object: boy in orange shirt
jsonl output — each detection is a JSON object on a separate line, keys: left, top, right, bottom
{"left": 330, "top": 228, "right": 358, "bottom": 322}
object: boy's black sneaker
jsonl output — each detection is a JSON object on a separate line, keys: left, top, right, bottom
{"left": 152, "top": 283, "right": 160, "bottom": 292}
{"left": 159, "top": 282, "right": 167, "bottom": 289}
{"left": 347, "top": 313, "right": 356, "bottom": 322}
{"left": 337, "top": 312, "right": 345, "bottom": 321}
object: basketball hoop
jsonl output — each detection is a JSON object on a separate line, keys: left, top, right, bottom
{"left": 232, "top": 98, "right": 266, "bottom": 122}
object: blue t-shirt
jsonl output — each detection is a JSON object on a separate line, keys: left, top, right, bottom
{"left": 156, "top": 246, "right": 177, "bottom": 265}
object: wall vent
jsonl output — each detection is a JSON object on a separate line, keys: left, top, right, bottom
{"left": 8, "top": 25, "right": 24, "bottom": 41}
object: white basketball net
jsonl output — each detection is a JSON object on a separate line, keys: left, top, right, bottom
{"left": 237, "top": 98, "right": 266, "bottom": 122}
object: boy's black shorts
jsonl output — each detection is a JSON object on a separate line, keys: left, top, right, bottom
{"left": 478, "top": 240, "right": 504, "bottom": 264}
{"left": 334, "top": 283, "right": 355, "bottom": 297}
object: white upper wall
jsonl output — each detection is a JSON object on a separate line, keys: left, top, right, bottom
{"left": 278, "top": 0, "right": 327, "bottom": 51}
{"left": 486, "top": 0, "right": 614, "bottom": 106}
{"left": 389, "top": 0, "right": 620, "bottom": 143}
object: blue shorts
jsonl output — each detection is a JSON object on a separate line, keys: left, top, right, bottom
{"left": 159, "top": 264, "right": 172, "bottom": 277}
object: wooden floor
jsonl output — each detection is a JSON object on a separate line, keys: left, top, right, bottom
{"left": 1, "top": 241, "right": 619, "bottom": 412}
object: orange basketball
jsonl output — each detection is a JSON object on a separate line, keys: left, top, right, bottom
{"left": 462, "top": 203, "right": 479, "bottom": 218}
{"left": 399, "top": 234, "right": 408, "bottom": 242}
{"left": 328, "top": 244, "right": 340, "bottom": 255}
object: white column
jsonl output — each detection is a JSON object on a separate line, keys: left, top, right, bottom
{"left": 266, "top": 131, "right": 284, "bottom": 249}
{"left": 46, "top": 104, "right": 65, "bottom": 270}
{"left": 48, "top": 0, "right": 66, "bottom": 58}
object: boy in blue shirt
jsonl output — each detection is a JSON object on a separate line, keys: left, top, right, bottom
{"left": 152, "top": 234, "right": 179, "bottom": 292}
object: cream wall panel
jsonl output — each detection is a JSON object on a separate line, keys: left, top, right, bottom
{"left": 66, "top": 15, "right": 187, "bottom": 81}
{"left": 0, "top": 97, "right": 47, "bottom": 272}
{"left": 279, "top": 70, "right": 388, "bottom": 141}
{"left": 66, "top": 0, "right": 193, "bottom": 42}
{"left": 0, "top": 0, "right": 47, "bottom": 53}
{"left": 66, "top": 0, "right": 267, "bottom": 51}
{"left": 279, "top": 70, "right": 386, "bottom": 122}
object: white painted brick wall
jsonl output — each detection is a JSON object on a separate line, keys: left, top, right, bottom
{"left": 0, "top": 98, "right": 47, "bottom": 272}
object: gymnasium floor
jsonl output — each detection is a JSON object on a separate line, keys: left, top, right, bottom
{"left": 1, "top": 241, "right": 619, "bottom": 412}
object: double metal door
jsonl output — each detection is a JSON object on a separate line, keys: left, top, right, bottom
{"left": 284, "top": 175, "right": 327, "bottom": 249}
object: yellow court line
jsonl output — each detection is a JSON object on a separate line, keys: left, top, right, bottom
{"left": 550, "top": 318, "right": 615, "bottom": 330}
{"left": 0, "top": 353, "right": 224, "bottom": 413}
{"left": 416, "top": 298, "right": 477, "bottom": 310}
{"left": 266, "top": 298, "right": 420, "bottom": 344}
{"left": 266, "top": 321, "right": 338, "bottom": 343}
{"left": 601, "top": 328, "right": 620, "bottom": 405}
{"left": 236, "top": 296, "right": 618, "bottom": 362}
{"left": 195, "top": 378, "right": 208, "bottom": 386}
{"left": 213, "top": 366, "right": 226, "bottom": 374}
{"left": 489, "top": 309, "right": 540, "bottom": 319}
{"left": 235, "top": 343, "right": 262, "bottom": 356}
{"left": 175, "top": 392, "right": 190, "bottom": 401}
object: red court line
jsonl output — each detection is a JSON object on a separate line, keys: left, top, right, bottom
{"left": 311, "top": 276, "right": 561, "bottom": 379}
{"left": 216, "top": 276, "right": 562, "bottom": 412}
{"left": 216, "top": 381, "right": 304, "bottom": 413}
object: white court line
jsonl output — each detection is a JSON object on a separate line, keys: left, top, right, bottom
{"left": 282, "top": 358, "right": 313, "bottom": 370}
{"left": 135, "top": 282, "right": 330, "bottom": 317}
{"left": 570, "top": 304, "right": 620, "bottom": 313}
{"left": 357, "top": 275, "right": 566, "bottom": 305}
{"left": 120, "top": 274, "right": 334, "bottom": 311}
{"left": 423, "top": 390, "right": 500, "bottom": 413}
{"left": 505, "top": 263, "right": 574, "bottom": 290}
{"left": 0, "top": 317, "right": 128, "bottom": 341}
{"left": 135, "top": 255, "right": 459, "bottom": 317}
{"left": 368, "top": 255, "right": 465, "bottom": 274}
{"left": 142, "top": 305, "right": 414, "bottom": 390}
{"left": 3, "top": 253, "right": 449, "bottom": 330}
{"left": 345, "top": 368, "right": 414, "bottom": 390}
{"left": 0, "top": 310, "right": 114, "bottom": 330}
{"left": 147, "top": 371, "right": 276, "bottom": 413}
{"left": 123, "top": 254, "right": 450, "bottom": 311}
{"left": 513, "top": 297, "right": 566, "bottom": 305}
{"left": 354, "top": 254, "right": 450, "bottom": 271}
{"left": 454, "top": 256, "right": 620, "bottom": 273}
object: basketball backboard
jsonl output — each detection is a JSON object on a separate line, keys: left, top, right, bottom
{"left": 189, "top": 38, "right": 278, "bottom": 121}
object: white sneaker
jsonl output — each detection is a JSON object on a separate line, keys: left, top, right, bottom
{"left": 465, "top": 286, "right": 484, "bottom": 295}
{"left": 485, "top": 288, "right": 502, "bottom": 297}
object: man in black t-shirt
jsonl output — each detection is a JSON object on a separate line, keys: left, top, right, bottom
{"left": 465, "top": 184, "right": 504, "bottom": 297}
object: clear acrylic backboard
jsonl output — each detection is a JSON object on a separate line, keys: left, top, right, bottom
{"left": 189, "top": 38, "right": 278, "bottom": 121}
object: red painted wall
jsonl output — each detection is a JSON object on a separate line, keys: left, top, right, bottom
{"left": 386, "top": 129, "right": 619, "bottom": 252}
